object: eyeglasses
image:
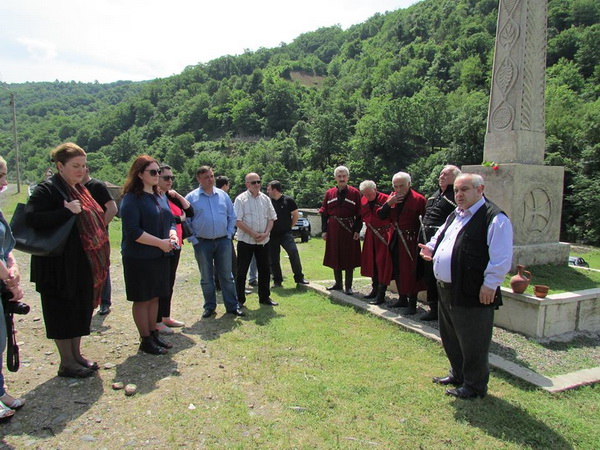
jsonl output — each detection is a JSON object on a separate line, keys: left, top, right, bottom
{"left": 249, "top": 180, "right": 261, "bottom": 185}
{"left": 144, "top": 169, "right": 162, "bottom": 176}
{"left": 160, "top": 175, "right": 175, "bottom": 181}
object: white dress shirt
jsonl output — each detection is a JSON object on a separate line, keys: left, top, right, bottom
{"left": 427, "top": 197, "right": 513, "bottom": 290}
{"left": 234, "top": 190, "right": 277, "bottom": 245}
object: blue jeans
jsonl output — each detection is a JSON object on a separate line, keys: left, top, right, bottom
{"left": 100, "top": 268, "right": 112, "bottom": 306}
{"left": 193, "top": 238, "right": 239, "bottom": 312}
{"left": 248, "top": 255, "right": 257, "bottom": 283}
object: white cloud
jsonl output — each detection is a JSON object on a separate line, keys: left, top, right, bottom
{"left": 0, "top": 0, "right": 420, "bottom": 83}
{"left": 16, "top": 37, "right": 58, "bottom": 62}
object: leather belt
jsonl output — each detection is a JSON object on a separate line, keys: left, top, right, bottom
{"left": 437, "top": 280, "right": 453, "bottom": 289}
{"left": 198, "top": 236, "right": 227, "bottom": 241}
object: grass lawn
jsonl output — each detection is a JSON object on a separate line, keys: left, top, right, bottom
{"left": 1, "top": 185, "right": 599, "bottom": 448}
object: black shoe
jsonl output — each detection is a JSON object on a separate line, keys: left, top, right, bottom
{"left": 432, "top": 375, "right": 462, "bottom": 386}
{"left": 227, "top": 308, "right": 246, "bottom": 317}
{"left": 345, "top": 287, "right": 354, "bottom": 295}
{"left": 446, "top": 386, "right": 485, "bottom": 399}
{"left": 369, "top": 298, "right": 385, "bottom": 305}
{"left": 202, "top": 309, "right": 216, "bottom": 318}
{"left": 421, "top": 309, "right": 438, "bottom": 321}
{"left": 296, "top": 279, "right": 310, "bottom": 285}
{"left": 248, "top": 280, "right": 258, "bottom": 287}
{"left": 389, "top": 298, "right": 408, "bottom": 308}
{"left": 98, "top": 304, "right": 111, "bottom": 315}
{"left": 272, "top": 282, "right": 283, "bottom": 288}
{"left": 259, "top": 298, "right": 279, "bottom": 306}
{"left": 139, "top": 336, "right": 168, "bottom": 355}
{"left": 363, "top": 289, "right": 377, "bottom": 299}
{"left": 151, "top": 330, "right": 173, "bottom": 349}
{"left": 406, "top": 299, "right": 417, "bottom": 315}
{"left": 326, "top": 284, "right": 342, "bottom": 291}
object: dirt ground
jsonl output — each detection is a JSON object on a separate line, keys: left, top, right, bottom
{"left": 0, "top": 222, "right": 240, "bottom": 447}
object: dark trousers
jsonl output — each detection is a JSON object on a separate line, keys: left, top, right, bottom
{"left": 157, "top": 248, "right": 180, "bottom": 321}
{"left": 100, "top": 268, "right": 112, "bottom": 307}
{"left": 269, "top": 232, "right": 305, "bottom": 283}
{"left": 423, "top": 260, "right": 438, "bottom": 304}
{"left": 237, "top": 241, "right": 270, "bottom": 303}
{"left": 437, "top": 283, "right": 495, "bottom": 396}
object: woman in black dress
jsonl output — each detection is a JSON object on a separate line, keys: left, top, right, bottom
{"left": 26, "top": 143, "right": 110, "bottom": 378}
{"left": 120, "top": 155, "right": 178, "bottom": 355}
{"left": 156, "top": 164, "right": 193, "bottom": 334}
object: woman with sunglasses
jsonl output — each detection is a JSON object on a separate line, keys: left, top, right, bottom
{"left": 121, "top": 156, "right": 178, "bottom": 355}
{"left": 156, "top": 164, "right": 193, "bottom": 334}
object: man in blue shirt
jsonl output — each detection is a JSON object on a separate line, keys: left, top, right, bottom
{"left": 185, "top": 166, "right": 244, "bottom": 318}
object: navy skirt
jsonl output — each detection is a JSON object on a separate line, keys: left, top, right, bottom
{"left": 123, "top": 256, "right": 170, "bottom": 302}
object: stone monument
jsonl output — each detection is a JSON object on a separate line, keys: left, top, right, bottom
{"left": 463, "top": 0, "right": 569, "bottom": 268}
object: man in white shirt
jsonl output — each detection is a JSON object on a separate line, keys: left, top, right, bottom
{"left": 419, "top": 173, "right": 513, "bottom": 399}
{"left": 234, "top": 173, "right": 278, "bottom": 306}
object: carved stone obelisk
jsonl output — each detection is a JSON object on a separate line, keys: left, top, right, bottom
{"left": 463, "top": 0, "right": 569, "bottom": 267}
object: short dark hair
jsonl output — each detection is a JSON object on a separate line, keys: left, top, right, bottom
{"left": 159, "top": 164, "right": 172, "bottom": 171}
{"left": 51, "top": 142, "right": 86, "bottom": 166}
{"left": 215, "top": 175, "right": 229, "bottom": 189}
{"left": 195, "top": 165, "right": 212, "bottom": 177}
{"left": 267, "top": 180, "right": 282, "bottom": 193}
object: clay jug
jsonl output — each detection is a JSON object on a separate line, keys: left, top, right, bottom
{"left": 510, "top": 264, "right": 531, "bottom": 294}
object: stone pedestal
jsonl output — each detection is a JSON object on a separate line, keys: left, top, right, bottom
{"left": 462, "top": 164, "right": 569, "bottom": 268}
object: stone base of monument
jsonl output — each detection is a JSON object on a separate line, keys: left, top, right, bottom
{"left": 495, "top": 287, "right": 600, "bottom": 340}
{"left": 513, "top": 242, "right": 570, "bottom": 268}
{"left": 462, "top": 163, "right": 569, "bottom": 269}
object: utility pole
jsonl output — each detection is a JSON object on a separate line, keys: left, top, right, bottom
{"left": 2, "top": 87, "right": 21, "bottom": 193}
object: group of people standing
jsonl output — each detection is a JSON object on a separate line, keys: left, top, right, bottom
{"left": 0, "top": 143, "right": 513, "bottom": 421}
{"left": 321, "top": 165, "right": 513, "bottom": 399}
{"left": 320, "top": 165, "right": 467, "bottom": 319}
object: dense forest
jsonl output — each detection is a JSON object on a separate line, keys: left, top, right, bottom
{"left": 1, "top": 0, "right": 599, "bottom": 243}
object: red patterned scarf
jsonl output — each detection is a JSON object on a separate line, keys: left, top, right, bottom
{"left": 67, "top": 183, "right": 110, "bottom": 308}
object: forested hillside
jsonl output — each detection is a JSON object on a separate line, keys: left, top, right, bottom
{"left": 1, "top": 0, "right": 599, "bottom": 243}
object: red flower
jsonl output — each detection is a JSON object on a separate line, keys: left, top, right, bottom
{"left": 492, "top": 165, "right": 499, "bottom": 171}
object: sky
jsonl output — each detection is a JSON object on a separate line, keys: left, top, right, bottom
{"left": 0, "top": 0, "right": 420, "bottom": 84}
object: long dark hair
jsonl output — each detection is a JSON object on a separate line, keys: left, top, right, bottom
{"left": 122, "top": 155, "right": 159, "bottom": 197}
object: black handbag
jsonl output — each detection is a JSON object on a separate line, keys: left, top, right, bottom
{"left": 181, "top": 220, "right": 194, "bottom": 239}
{"left": 10, "top": 181, "right": 77, "bottom": 256}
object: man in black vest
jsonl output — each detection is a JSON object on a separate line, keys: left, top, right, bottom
{"left": 419, "top": 174, "right": 513, "bottom": 399}
{"left": 420, "top": 165, "right": 461, "bottom": 321}
{"left": 266, "top": 180, "right": 309, "bottom": 287}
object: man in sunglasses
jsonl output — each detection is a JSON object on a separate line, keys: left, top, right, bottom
{"left": 234, "top": 173, "right": 278, "bottom": 306}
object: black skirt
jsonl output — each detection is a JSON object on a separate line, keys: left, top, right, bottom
{"left": 40, "top": 266, "right": 94, "bottom": 340}
{"left": 123, "top": 256, "right": 170, "bottom": 302}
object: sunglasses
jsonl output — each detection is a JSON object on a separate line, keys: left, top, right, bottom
{"left": 144, "top": 169, "right": 162, "bottom": 176}
{"left": 160, "top": 175, "right": 175, "bottom": 181}
{"left": 249, "top": 180, "right": 261, "bottom": 185}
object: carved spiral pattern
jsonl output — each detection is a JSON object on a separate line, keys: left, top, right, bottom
{"left": 492, "top": 103, "right": 514, "bottom": 130}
